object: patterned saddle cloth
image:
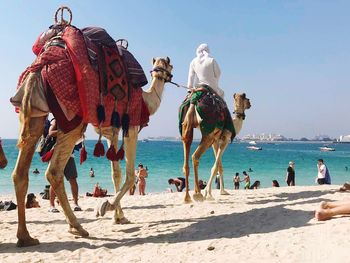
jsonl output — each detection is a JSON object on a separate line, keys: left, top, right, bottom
{"left": 179, "top": 85, "right": 235, "bottom": 140}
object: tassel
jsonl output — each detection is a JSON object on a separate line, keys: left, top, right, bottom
{"left": 111, "top": 111, "right": 121, "bottom": 128}
{"left": 106, "top": 145, "right": 118, "bottom": 161}
{"left": 121, "top": 113, "right": 130, "bottom": 136}
{"left": 93, "top": 140, "right": 105, "bottom": 157}
{"left": 116, "top": 145, "right": 125, "bottom": 161}
{"left": 80, "top": 145, "right": 87, "bottom": 165}
{"left": 41, "top": 149, "right": 54, "bottom": 162}
{"left": 97, "top": 104, "right": 106, "bottom": 123}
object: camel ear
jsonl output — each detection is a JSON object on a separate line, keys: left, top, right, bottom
{"left": 152, "top": 58, "right": 156, "bottom": 65}
{"left": 242, "top": 93, "right": 246, "bottom": 98}
{"left": 233, "top": 93, "right": 236, "bottom": 98}
{"left": 166, "top": 56, "right": 170, "bottom": 64}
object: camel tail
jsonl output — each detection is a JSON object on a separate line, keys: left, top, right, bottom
{"left": 17, "top": 73, "right": 35, "bottom": 148}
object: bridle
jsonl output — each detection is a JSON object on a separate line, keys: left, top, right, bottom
{"left": 233, "top": 111, "right": 246, "bottom": 120}
{"left": 150, "top": 66, "right": 173, "bottom": 83}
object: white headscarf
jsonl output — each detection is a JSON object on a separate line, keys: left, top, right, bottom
{"left": 196, "top": 43, "right": 211, "bottom": 63}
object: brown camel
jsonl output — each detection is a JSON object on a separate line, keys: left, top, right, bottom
{"left": 11, "top": 56, "right": 173, "bottom": 247}
{"left": 181, "top": 93, "right": 251, "bottom": 202}
{"left": 0, "top": 138, "right": 8, "bottom": 169}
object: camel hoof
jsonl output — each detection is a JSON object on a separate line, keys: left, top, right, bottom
{"left": 96, "top": 200, "right": 109, "bottom": 217}
{"left": 220, "top": 190, "right": 230, "bottom": 195}
{"left": 193, "top": 193, "right": 204, "bottom": 202}
{"left": 68, "top": 226, "right": 89, "bottom": 237}
{"left": 113, "top": 217, "right": 130, "bottom": 225}
{"left": 205, "top": 195, "right": 215, "bottom": 201}
{"left": 184, "top": 196, "right": 192, "bottom": 204}
{"left": 17, "top": 237, "right": 40, "bottom": 247}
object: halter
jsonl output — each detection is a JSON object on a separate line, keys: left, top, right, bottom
{"left": 150, "top": 66, "right": 173, "bottom": 82}
{"left": 233, "top": 111, "right": 246, "bottom": 120}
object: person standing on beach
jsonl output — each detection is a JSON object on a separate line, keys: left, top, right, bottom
{"left": 233, "top": 172, "right": 240, "bottom": 189}
{"left": 285, "top": 161, "right": 295, "bottom": 186}
{"left": 136, "top": 163, "right": 148, "bottom": 195}
{"left": 316, "top": 159, "right": 331, "bottom": 185}
{"left": 243, "top": 171, "right": 250, "bottom": 189}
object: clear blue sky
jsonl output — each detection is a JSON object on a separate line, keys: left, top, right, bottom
{"left": 1, "top": 1, "right": 349, "bottom": 139}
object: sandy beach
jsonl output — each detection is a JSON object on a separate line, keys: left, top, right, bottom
{"left": 0, "top": 185, "right": 349, "bottom": 262}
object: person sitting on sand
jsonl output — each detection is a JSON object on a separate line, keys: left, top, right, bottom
{"left": 249, "top": 180, "right": 260, "bottom": 189}
{"left": 339, "top": 182, "right": 350, "bottom": 192}
{"left": 272, "top": 180, "right": 280, "bottom": 187}
{"left": 93, "top": 183, "right": 108, "bottom": 197}
{"left": 25, "top": 193, "right": 40, "bottom": 208}
{"left": 315, "top": 200, "right": 350, "bottom": 221}
{"left": 168, "top": 177, "right": 186, "bottom": 192}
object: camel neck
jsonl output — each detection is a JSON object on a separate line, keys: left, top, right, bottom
{"left": 142, "top": 77, "right": 165, "bottom": 115}
{"left": 233, "top": 112, "right": 245, "bottom": 135}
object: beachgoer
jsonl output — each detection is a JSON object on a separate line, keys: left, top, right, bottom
{"left": 272, "top": 180, "right": 280, "bottom": 187}
{"left": 215, "top": 174, "right": 220, "bottom": 189}
{"left": 93, "top": 183, "right": 107, "bottom": 197}
{"left": 339, "top": 182, "right": 350, "bottom": 192}
{"left": 242, "top": 171, "right": 250, "bottom": 189}
{"left": 199, "top": 179, "right": 207, "bottom": 190}
{"left": 26, "top": 193, "right": 40, "bottom": 208}
{"left": 316, "top": 159, "right": 331, "bottom": 185}
{"left": 48, "top": 119, "right": 82, "bottom": 212}
{"left": 248, "top": 168, "right": 253, "bottom": 172}
{"left": 168, "top": 177, "right": 186, "bottom": 192}
{"left": 33, "top": 168, "right": 40, "bottom": 174}
{"left": 249, "top": 180, "right": 260, "bottom": 189}
{"left": 285, "top": 161, "right": 295, "bottom": 186}
{"left": 345, "top": 166, "right": 348, "bottom": 171}
{"left": 89, "top": 168, "right": 95, "bottom": 178}
{"left": 136, "top": 163, "right": 148, "bottom": 195}
{"left": 315, "top": 200, "right": 350, "bottom": 221}
{"left": 234, "top": 172, "right": 240, "bottom": 190}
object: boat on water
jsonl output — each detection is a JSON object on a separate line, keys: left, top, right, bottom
{"left": 248, "top": 141, "right": 257, "bottom": 145}
{"left": 320, "top": 146, "right": 335, "bottom": 152}
{"left": 142, "top": 139, "right": 150, "bottom": 143}
{"left": 247, "top": 146, "right": 262, "bottom": 151}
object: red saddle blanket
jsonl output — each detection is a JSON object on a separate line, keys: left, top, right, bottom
{"left": 16, "top": 25, "right": 150, "bottom": 132}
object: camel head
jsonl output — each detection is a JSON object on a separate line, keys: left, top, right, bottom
{"left": 151, "top": 57, "right": 173, "bottom": 83}
{"left": 233, "top": 93, "right": 251, "bottom": 115}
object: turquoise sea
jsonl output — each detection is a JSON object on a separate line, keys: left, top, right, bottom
{"left": 1, "top": 139, "right": 350, "bottom": 195}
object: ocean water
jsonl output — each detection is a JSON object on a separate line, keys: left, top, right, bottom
{"left": 1, "top": 139, "right": 350, "bottom": 195}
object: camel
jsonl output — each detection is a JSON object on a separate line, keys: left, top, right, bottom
{"left": 181, "top": 92, "right": 251, "bottom": 202}
{"left": 11, "top": 56, "right": 173, "bottom": 247}
{"left": 0, "top": 138, "right": 8, "bottom": 169}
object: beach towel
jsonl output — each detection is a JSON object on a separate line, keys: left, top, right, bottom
{"left": 179, "top": 85, "right": 235, "bottom": 140}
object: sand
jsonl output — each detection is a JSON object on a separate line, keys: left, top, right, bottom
{"left": 0, "top": 185, "right": 349, "bottom": 263}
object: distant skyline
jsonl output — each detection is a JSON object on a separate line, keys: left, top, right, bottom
{"left": 1, "top": 1, "right": 350, "bottom": 140}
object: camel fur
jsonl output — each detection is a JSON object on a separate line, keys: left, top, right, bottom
{"left": 181, "top": 93, "right": 251, "bottom": 202}
{"left": 12, "top": 57, "right": 173, "bottom": 247}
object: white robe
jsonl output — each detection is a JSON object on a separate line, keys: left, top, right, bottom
{"left": 187, "top": 56, "right": 224, "bottom": 98}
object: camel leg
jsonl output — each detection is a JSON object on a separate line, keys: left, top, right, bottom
{"left": 181, "top": 105, "right": 194, "bottom": 203}
{"left": 46, "top": 122, "right": 88, "bottom": 237}
{"left": 96, "top": 126, "right": 122, "bottom": 192}
{"left": 97, "top": 126, "right": 138, "bottom": 224}
{"left": 13, "top": 116, "right": 46, "bottom": 247}
{"left": 192, "top": 136, "right": 213, "bottom": 202}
